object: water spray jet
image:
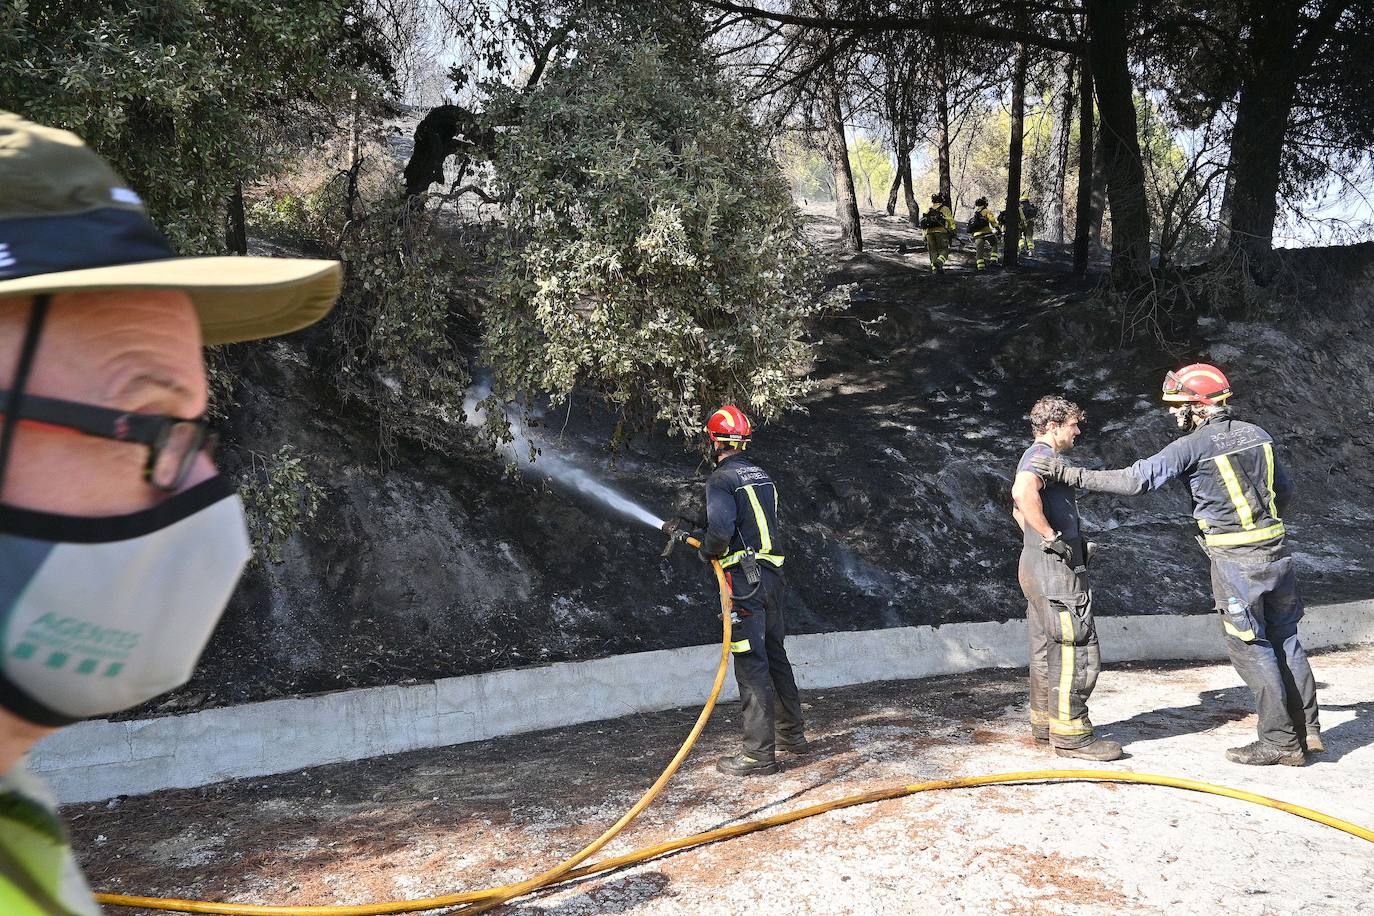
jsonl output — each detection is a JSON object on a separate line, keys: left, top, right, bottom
{"left": 464, "top": 381, "right": 665, "bottom": 531}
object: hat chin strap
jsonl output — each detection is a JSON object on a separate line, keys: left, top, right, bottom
{"left": 0, "top": 294, "right": 51, "bottom": 500}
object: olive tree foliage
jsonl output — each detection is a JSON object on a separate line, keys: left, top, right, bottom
{"left": 0, "top": 0, "right": 388, "bottom": 251}
{"left": 483, "top": 41, "right": 835, "bottom": 442}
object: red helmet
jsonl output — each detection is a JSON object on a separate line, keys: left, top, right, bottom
{"left": 1162, "top": 363, "right": 1232, "bottom": 405}
{"left": 706, "top": 405, "right": 752, "bottom": 448}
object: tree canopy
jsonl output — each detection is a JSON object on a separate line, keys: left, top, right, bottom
{"left": 6, "top": 0, "right": 1374, "bottom": 466}
{"left": 484, "top": 39, "right": 831, "bottom": 440}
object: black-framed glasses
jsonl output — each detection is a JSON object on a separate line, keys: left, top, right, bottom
{"left": 0, "top": 389, "right": 215, "bottom": 491}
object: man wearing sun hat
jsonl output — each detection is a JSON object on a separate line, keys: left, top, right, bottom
{"left": 0, "top": 110, "right": 342, "bottom": 912}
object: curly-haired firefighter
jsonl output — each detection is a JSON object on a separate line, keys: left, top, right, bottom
{"left": 1011, "top": 395, "right": 1124, "bottom": 761}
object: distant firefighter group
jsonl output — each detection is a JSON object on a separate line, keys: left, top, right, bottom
{"left": 918, "top": 192, "right": 1039, "bottom": 273}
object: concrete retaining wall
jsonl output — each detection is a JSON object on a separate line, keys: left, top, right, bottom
{"left": 31, "top": 600, "right": 1374, "bottom": 804}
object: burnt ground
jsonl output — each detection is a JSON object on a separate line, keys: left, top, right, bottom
{"left": 74, "top": 645, "right": 1374, "bottom": 915}
{"left": 145, "top": 207, "right": 1374, "bottom": 715}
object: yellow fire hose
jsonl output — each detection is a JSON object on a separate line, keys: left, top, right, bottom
{"left": 96, "top": 540, "right": 1374, "bottom": 915}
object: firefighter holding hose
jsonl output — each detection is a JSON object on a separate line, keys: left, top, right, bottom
{"left": 698, "top": 405, "right": 808, "bottom": 776}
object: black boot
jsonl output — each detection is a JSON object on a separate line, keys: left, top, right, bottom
{"left": 1054, "top": 738, "right": 1123, "bottom": 761}
{"left": 776, "top": 737, "right": 812, "bottom": 755}
{"left": 1225, "top": 740, "right": 1305, "bottom": 767}
{"left": 716, "top": 752, "right": 778, "bottom": 776}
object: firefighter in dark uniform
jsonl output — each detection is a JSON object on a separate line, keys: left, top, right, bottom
{"left": 1032, "top": 364, "right": 1321, "bottom": 766}
{"left": 699, "top": 405, "right": 808, "bottom": 776}
{"left": 1011, "top": 396, "right": 1124, "bottom": 761}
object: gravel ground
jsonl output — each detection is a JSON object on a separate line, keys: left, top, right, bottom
{"left": 70, "top": 644, "right": 1374, "bottom": 915}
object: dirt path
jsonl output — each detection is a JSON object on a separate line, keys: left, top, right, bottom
{"left": 72, "top": 644, "right": 1374, "bottom": 915}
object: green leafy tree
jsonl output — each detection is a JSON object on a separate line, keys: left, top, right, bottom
{"left": 240, "top": 446, "right": 324, "bottom": 564}
{"left": 779, "top": 134, "right": 833, "bottom": 201}
{"left": 0, "top": 0, "right": 388, "bottom": 251}
{"left": 484, "top": 41, "right": 833, "bottom": 442}
{"left": 848, "top": 133, "right": 895, "bottom": 210}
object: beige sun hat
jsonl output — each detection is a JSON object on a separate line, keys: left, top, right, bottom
{"left": 0, "top": 111, "right": 342, "bottom": 345}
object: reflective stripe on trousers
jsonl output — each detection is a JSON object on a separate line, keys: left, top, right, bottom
{"left": 1207, "top": 545, "right": 1319, "bottom": 751}
{"left": 1020, "top": 537, "right": 1099, "bottom": 749}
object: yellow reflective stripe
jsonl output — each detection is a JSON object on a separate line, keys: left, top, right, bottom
{"left": 1212, "top": 454, "right": 1255, "bottom": 529}
{"left": 742, "top": 485, "right": 772, "bottom": 554}
{"left": 1049, "top": 718, "right": 1093, "bottom": 736}
{"left": 1058, "top": 610, "right": 1074, "bottom": 726}
{"left": 729, "top": 639, "right": 751, "bottom": 654}
{"left": 720, "top": 552, "right": 785, "bottom": 568}
{"left": 1205, "top": 522, "right": 1285, "bottom": 547}
{"left": 1222, "top": 619, "right": 1256, "bottom": 641}
{"left": 1029, "top": 708, "right": 1050, "bottom": 725}
{"left": 0, "top": 872, "right": 70, "bottom": 916}
{"left": 1263, "top": 443, "right": 1279, "bottom": 519}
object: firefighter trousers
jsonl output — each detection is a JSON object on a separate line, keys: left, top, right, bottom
{"left": 924, "top": 228, "right": 949, "bottom": 271}
{"left": 974, "top": 232, "right": 1000, "bottom": 269}
{"left": 1020, "top": 536, "right": 1099, "bottom": 749}
{"left": 1208, "top": 544, "right": 1319, "bottom": 752}
{"left": 728, "top": 564, "right": 805, "bottom": 760}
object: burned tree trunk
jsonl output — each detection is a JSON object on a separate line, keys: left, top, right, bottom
{"left": 1003, "top": 38, "right": 1029, "bottom": 266}
{"left": 1047, "top": 55, "right": 1076, "bottom": 244}
{"left": 886, "top": 126, "right": 909, "bottom": 215}
{"left": 934, "top": 32, "right": 953, "bottom": 204}
{"left": 901, "top": 151, "right": 919, "bottom": 225}
{"left": 1088, "top": 130, "right": 1107, "bottom": 248}
{"left": 402, "top": 105, "right": 495, "bottom": 211}
{"left": 404, "top": 105, "right": 463, "bottom": 202}
{"left": 225, "top": 182, "right": 247, "bottom": 255}
{"left": 821, "top": 61, "right": 863, "bottom": 253}
{"left": 1084, "top": 0, "right": 1150, "bottom": 283}
{"left": 1223, "top": 0, "right": 1343, "bottom": 265}
{"left": 1073, "top": 54, "right": 1094, "bottom": 276}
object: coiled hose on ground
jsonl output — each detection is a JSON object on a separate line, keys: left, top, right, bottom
{"left": 97, "top": 545, "right": 1374, "bottom": 915}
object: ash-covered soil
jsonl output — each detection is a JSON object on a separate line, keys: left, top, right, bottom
{"left": 147, "top": 210, "right": 1374, "bottom": 714}
{"left": 72, "top": 645, "right": 1374, "bottom": 914}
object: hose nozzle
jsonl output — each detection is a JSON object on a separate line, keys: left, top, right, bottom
{"left": 660, "top": 517, "right": 700, "bottom": 556}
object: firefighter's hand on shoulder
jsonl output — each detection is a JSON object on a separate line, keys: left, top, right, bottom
{"left": 1030, "top": 452, "right": 1082, "bottom": 487}
{"left": 1042, "top": 532, "right": 1073, "bottom": 562}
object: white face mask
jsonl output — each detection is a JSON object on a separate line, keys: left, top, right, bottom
{"left": 0, "top": 476, "right": 250, "bottom": 724}
{"left": 1170, "top": 404, "right": 1203, "bottom": 430}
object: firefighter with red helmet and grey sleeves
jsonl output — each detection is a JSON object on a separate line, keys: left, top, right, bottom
{"left": 698, "top": 405, "right": 808, "bottom": 776}
{"left": 1031, "top": 364, "right": 1320, "bottom": 766}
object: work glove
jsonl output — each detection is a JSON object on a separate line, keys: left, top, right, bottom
{"left": 1041, "top": 533, "right": 1073, "bottom": 562}
{"left": 698, "top": 543, "right": 724, "bottom": 564}
{"left": 1030, "top": 454, "right": 1147, "bottom": 496}
{"left": 1029, "top": 452, "right": 1078, "bottom": 486}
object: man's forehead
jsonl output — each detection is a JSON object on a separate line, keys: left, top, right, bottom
{"left": 1, "top": 288, "right": 198, "bottom": 325}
